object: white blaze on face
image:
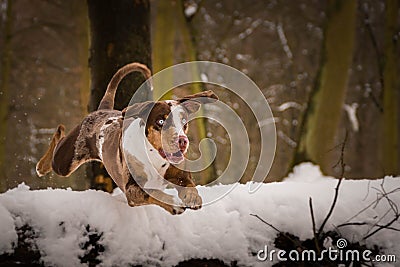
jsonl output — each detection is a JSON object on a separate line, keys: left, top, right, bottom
{"left": 167, "top": 101, "right": 187, "bottom": 138}
{"left": 123, "top": 118, "right": 169, "bottom": 190}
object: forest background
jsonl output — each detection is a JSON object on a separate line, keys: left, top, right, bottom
{"left": 0, "top": 0, "right": 398, "bottom": 192}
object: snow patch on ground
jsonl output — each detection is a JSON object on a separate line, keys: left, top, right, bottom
{"left": 0, "top": 163, "right": 399, "bottom": 266}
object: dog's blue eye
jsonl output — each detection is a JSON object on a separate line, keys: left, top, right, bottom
{"left": 156, "top": 119, "right": 164, "bottom": 126}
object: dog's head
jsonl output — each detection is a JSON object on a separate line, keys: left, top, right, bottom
{"left": 123, "top": 90, "right": 218, "bottom": 164}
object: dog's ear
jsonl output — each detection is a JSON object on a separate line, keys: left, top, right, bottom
{"left": 177, "top": 90, "right": 218, "bottom": 114}
{"left": 122, "top": 101, "right": 155, "bottom": 119}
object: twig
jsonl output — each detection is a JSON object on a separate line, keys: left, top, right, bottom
{"left": 309, "top": 197, "right": 320, "bottom": 253}
{"left": 362, "top": 3, "right": 384, "bottom": 80}
{"left": 317, "top": 176, "right": 344, "bottom": 235}
{"left": 250, "top": 214, "right": 281, "bottom": 233}
{"left": 380, "top": 179, "right": 398, "bottom": 214}
{"left": 317, "top": 132, "right": 347, "bottom": 236}
{"left": 363, "top": 180, "right": 372, "bottom": 201}
{"left": 309, "top": 198, "right": 317, "bottom": 236}
{"left": 361, "top": 1, "right": 384, "bottom": 113}
{"left": 363, "top": 215, "right": 400, "bottom": 240}
{"left": 366, "top": 208, "right": 391, "bottom": 234}
{"left": 340, "top": 176, "right": 400, "bottom": 240}
{"left": 345, "top": 187, "right": 400, "bottom": 222}
{"left": 362, "top": 180, "right": 400, "bottom": 240}
{"left": 338, "top": 222, "right": 368, "bottom": 227}
{"left": 377, "top": 226, "right": 400, "bottom": 232}
{"left": 337, "top": 222, "right": 400, "bottom": 232}
{"left": 250, "top": 214, "right": 302, "bottom": 247}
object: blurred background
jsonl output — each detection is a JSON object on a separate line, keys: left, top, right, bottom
{"left": 0, "top": 0, "right": 399, "bottom": 192}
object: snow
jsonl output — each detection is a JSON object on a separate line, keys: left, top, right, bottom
{"left": 276, "top": 101, "right": 304, "bottom": 112}
{"left": 276, "top": 22, "right": 293, "bottom": 60}
{"left": 237, "top": 19, "right": 262, "bottom": 40}
{"left": 0, "top": 203, "right": 16, "bottom": 253}
{"left": 0, "top": 163, "right": 399, "bottom": 266}
{"left": 344, "top": 103, "right": 359, "bottom": 132}
{"left": 277, "top": 130, "right": 297, "bottom": 148}
{"left": 184, "top": 4, "right": 197, "bottom": 18}
{"left": 200, "top": 73, "right": 208, "bottom": 82}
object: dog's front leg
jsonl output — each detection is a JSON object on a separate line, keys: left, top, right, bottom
{"left": 146, "top": 189, "right": 186, "bottom": 215}
{"left": 125, "top": 184, "right": 185, "bottom": 215}
{"left": 177, "top": 186, "right": 202, "bottom": 210}
{"left": 164, "top": 165, "right": 202, "bottom": 210}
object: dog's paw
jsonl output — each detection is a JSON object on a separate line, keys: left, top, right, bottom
{"left": 170, "top": 205, "right": 186, "bottom": 215}
{"left": 167, "top": 197, "right": 185, "bottom": 215}
{"left": 179, "top": 188, "right": 202, "bottom": 210}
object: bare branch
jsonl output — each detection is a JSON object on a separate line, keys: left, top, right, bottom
{"left": 250, "top": 214, "right": 302, "bottom": 248}
{"left": 309, "top": 198, "right": 317, "bottom": 236}
{"left": 340, "top": 176, "right": 400, "bottom": 240}
{"left": 363, "top": 180, "right": 372, "bottom": 201}
{"left": 317, "top": 132, "right": 347, "bottom": 235}
{"left": 337, "top": 222, "right": 400, "bottom": 232}
{"left": 366, "top": 208, "right": 391, "bottom": 234}
{"left": 337, "top": 222, "right": 368, "bottom": 227}
{"left": 309, "top": 197, "right": 320, "bottom": 253}
{"left": 250, "top": 214, "right": 281, "bottom": 233}
{"left": 363, "top": 215, "right": 400, "bottom": 240}
{"left": 345, "top": 187, "right": 400, "bottom": 222}
{"left": 361, "top": 1, "right": 384, "bottom": 112}
{"left": 362, "top": 180, "right": 400, "bottom": 240}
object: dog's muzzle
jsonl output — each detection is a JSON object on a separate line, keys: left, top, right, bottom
{"left": 178, "top": 135, "right": 188, "bottom": 153}
{"left": 158, "top": 135, "right": 188, "bottom": 164}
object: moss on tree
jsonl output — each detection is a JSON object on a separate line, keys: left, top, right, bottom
{"left": 292, "top": 0, "right": 357, "bottom": 174}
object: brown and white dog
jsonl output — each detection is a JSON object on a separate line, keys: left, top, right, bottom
{"left": 36, "top": 62, "right": 218, "bottom": 215}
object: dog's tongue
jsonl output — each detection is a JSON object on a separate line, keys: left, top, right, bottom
{"left": 158, "top": 149, "right": 184, "bottom": 164}
{"left": 158, "top": 149, "right": 182, "bottom": 158}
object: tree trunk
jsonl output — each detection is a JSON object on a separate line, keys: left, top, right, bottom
{"left": 382, "top": 0, "right": 399, "bottom": 175}
{"left": 292, "top": 0, "right": 357, "bottom": 174}
{"left": 73, "top": 2, "right": 91, "bottom": 115}
{"left": 152, "top": 0, "right": 175, "bottom": 99}
{"left": 0, "top": 0, "right": 12, "bottom": 191}
{"left": 152, "top": 0, "right": 216, "bottom": 184}
{"left": 87, "top": 0, "right": 152, "bottom": 191}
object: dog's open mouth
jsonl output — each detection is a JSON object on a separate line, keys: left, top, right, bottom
{"left": 158, "top": 149, "right": 184, "bottom": 164}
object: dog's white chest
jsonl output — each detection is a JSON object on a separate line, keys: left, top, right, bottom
{"left": 122, "top": 118, "right": 170, "bottom": 190}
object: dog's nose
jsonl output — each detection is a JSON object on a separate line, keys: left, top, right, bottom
{"left": 178, "top": 135, "right": 189, "bottom": 151}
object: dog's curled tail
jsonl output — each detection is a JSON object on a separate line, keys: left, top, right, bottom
{"left": 98, "top": 62, "right": 152, "bottom": 110}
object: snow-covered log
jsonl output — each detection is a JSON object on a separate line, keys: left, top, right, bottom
{"left": 0, "top": 164, "right": 399, "bottom": 266}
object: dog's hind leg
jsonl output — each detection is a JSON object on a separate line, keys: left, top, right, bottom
{"left": 51, "top": 123, "right": 94, "bottom": 177}
{"left": 36, "top": 124, "right": 65, "bottom": 177}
